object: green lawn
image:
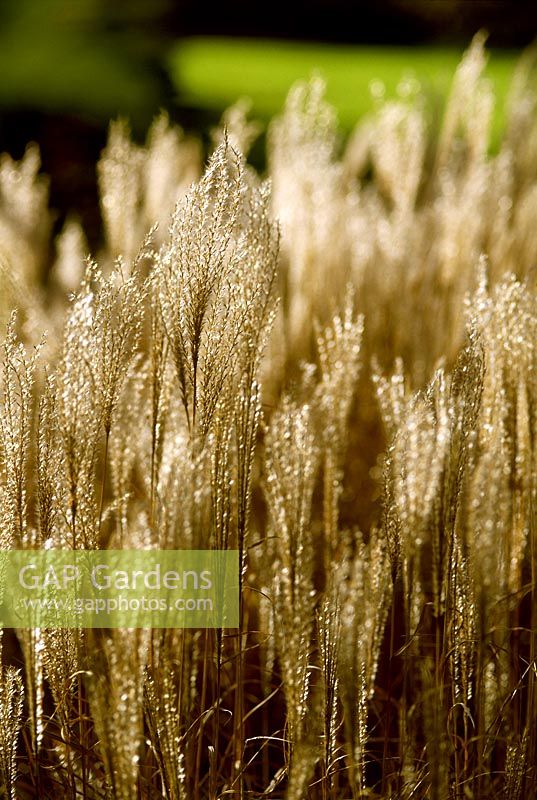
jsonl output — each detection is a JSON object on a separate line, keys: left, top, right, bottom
{"left": 170, "top": 37, "right": 520, "bottom": 140}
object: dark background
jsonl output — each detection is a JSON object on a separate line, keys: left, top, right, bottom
{"left": 0, "top": 0, "right": 535, "bottom": 249}
{"left": 178, "top": 0, "right": 537, "bottom": 46}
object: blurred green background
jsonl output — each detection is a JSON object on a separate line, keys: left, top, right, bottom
{"left": 171, "top": 38, "right": 517, "bottom": 138}
{"left": 0, "top": 0, "right": 534, "bottom": 245}
{"left": 0, "top": 0, "right": 171, "bottom": 128}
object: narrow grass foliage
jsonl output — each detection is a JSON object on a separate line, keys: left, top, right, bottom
{"left": 0, "top": 35, "right": 536, "bottom": 799}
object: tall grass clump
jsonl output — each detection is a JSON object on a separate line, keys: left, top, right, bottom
{"left": 0, "top": 35, "right": 536, "bottom": 799}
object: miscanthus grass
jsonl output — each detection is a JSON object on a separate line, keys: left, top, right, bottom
{"left": 0, "top": 35, "right": 536, "bottom": 799}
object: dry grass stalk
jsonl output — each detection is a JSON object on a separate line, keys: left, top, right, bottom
{"left": 0, "top": 36, "right": 536, "bottom": 799}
